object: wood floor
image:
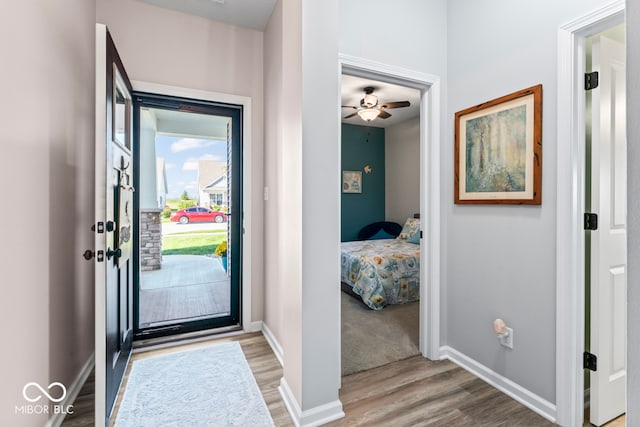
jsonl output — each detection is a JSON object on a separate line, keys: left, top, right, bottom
{"left": 61, "top": 332, "right": 565, "bottom": 427}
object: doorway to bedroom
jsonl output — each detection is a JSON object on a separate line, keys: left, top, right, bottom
{"left": 339, "top": 73, "right": 423, "bottom": 376}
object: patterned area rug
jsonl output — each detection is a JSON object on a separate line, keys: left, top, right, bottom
{"left": 114, "top": 342, "right": 274, "bottom": 427}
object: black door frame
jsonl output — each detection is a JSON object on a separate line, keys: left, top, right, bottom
{"left": 132, "top": 92, "right": 242, "bottom": 340}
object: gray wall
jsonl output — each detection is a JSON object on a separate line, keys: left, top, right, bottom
{"left": 627, "top": 1, "right": 640, "bottom": 424}
{"left": 446, "top": 0, "right": 620, "bottom": 403}
{"left": 0, "top": 1, "right": 96, "bottom": 426}
{"left": 385, "top": 117, "right": 420, "bottom": 225}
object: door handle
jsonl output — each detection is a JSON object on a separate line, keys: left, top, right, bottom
{"left": 106, "top": 247, "right": 122, "bottom": 260}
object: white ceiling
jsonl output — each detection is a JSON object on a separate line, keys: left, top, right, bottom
{"left": 341, "top": 75, "right": 421, "bottom": 129}
{"left": 143, "top": 108, "right": 231, "bottom": 140}
{"left": 137, "top": 0, "right": 276, "bottom": 31}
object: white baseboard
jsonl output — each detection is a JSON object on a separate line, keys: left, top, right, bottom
{"left": 46, "top": 352, "right": 95, "bottom": 427}
{"left": 244, "top": 320, "right": 263, "bottom": 333}
{"left": 278, "top": 378, "right": 344, "bottom": 427}
{"left": 439, "top": 346, "right": 556, "bottom": 423}
{"left": 262, "top": 322, "right": 284, "bottom": 367}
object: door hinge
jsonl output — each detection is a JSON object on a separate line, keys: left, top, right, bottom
{"left": 585, "top": 71, "right": 599, "bottom": 90}
{"left": 584, "top": 351, "right": 598, "bottom": 371}
{"left": 420, "top": 230, "right": 423, "bottom": 239}
{"left": 584, "top": 213, "right": 598, "bottom": 230}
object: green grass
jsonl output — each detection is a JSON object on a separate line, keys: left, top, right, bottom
{"left": 162, "top": 234, "right": 226, "bottom": 256}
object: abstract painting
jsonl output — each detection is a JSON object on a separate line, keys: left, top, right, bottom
{"left": 343, "top": 171, "right": 362, "bottom": 193}
{"left": 455, "top": 85, "right": 542, "bottom": 204}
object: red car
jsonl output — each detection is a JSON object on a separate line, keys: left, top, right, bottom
{"left": 170, "top": 207, "right": 227, "bottom": 224}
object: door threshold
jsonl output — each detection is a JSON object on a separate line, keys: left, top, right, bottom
{"left": 133, "top": 325, "right": 243, "bottom": 353}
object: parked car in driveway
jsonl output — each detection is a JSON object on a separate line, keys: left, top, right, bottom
{"left": 170, "top": 207, "right": 227, "bottom": 224}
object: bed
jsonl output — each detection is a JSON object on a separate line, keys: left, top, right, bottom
{"left": 340, "top": 237, "right": 420, "bottom": 310}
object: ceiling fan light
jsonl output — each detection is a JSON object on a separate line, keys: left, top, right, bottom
{"left": 357, "top": 108, "right": 380, "bottom": 122}
{"left": 363, "top": 93, "right": 378, "bottom": 108}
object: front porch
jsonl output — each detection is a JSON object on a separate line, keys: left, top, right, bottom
{"left": 139, "top": 254, "right": 230, "bottom": 328}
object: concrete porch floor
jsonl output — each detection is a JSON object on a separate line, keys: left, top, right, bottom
{"left": 139, "top": 255, "right": 230, "bottom": 328}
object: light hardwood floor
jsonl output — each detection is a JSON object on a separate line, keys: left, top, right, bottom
{"left": 63, "top": 331, "right": 621, "bottom": 427}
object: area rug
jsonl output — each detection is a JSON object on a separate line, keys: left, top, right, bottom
{"left": 114, "top": 341, "right": 274, "bottom": 427}
{"left": 342, "top": 292, "right": 420, "bottom": 376}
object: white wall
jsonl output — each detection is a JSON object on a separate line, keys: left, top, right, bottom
{"left": 339, "top": 0, "right": 447, "bottom": 79}
{"left": 264, "top": 0, "right": 343, "bottom": 423}
{"left": 385, "top": 117, "right": 420, "bottom": 224}
{"left": 626, "top": 1, "right": 640, "bottom": 423}
{"left": 0, "top": 1, "right": 95, "bottom": 426}
{"left": 96, "top": 0, "right": 265, "bottom": 321}
{"left": 139, "top": 112, "right": 158, "bottom": 209}
{"left": 446, "top": 0, "right": 618, "bottom": 405}
{"left": 299, "top": 0, "right": 341, "bottom": 414}
{"left": 263, "top": 0, "right": 284, "bottom": 352}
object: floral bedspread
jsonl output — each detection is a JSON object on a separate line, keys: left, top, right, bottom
{"left": 341, "top": 239, "right": 420, "bottom": 310}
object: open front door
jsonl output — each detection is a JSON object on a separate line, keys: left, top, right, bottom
{"left": 95, "top": 24, "right": 135, "bottom": 426}
{"left": 589, "top": 34, "right": 626, "bottom": 426}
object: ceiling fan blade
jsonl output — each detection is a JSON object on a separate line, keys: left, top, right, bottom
{"left": 378, "top": 110, "right": 392, "bottom": 119}
{"left": 342, "top": 105, "right": 358, "bottom": 109}
{"left": 344, "top": 112, "right": 359, "bottom": 119}
{"left": 380, "top": 101, "right": 410, "bottom": 109}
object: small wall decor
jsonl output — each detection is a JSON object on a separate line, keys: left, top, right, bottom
{"left": 364, "top": 165, "right": 372, "bottom": 174}
{"left": 455, "top": 84, "right": 542, "bottom": 204}
{"left": 342, "top": 171, "right": 362, "bottom": 193}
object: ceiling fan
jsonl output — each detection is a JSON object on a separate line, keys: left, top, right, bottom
{"left": 342, "top": 86, "right": 411, "bottom": 122}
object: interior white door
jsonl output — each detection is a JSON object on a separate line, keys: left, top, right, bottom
{"left": 95, "top": 24, "right": 135, "bottom": 426}
{"left": 590, "top": 34, "right": 626, "bottom": 426}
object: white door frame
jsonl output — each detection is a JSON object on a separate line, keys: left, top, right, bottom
{"left": 130, "top": 80, "right": 257, "bottom": 333}
{"left": 555, "top": 2, "right": 624, "bottom": 425}
{"left": 338, "top": 54, "right": 442, "bottom": 360}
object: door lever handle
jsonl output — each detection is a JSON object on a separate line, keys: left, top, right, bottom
{"left": 106, "top": 247, "right": 122, "bottom": 260}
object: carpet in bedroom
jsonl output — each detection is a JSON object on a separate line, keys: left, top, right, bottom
{"left": 341, "top": 291, "right": 420, "bottom": 376}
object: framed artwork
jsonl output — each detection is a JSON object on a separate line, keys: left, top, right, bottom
{"left": 342, "top": 171, "right": 362, "bottom": 193}
{"left": 455, "top": 84, "right": 542, "bottom": 204}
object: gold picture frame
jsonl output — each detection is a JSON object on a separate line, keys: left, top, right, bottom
{"left": 454, "top": 84, "right": 542, "bottom": 204}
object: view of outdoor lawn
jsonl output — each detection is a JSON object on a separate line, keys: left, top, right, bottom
{"left": 161, "top": 194, "right": 227, "bottom": 256}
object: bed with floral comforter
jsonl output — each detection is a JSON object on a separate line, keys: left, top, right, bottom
{"left": 340, "top": 239, "right": 420, "bottom": 310}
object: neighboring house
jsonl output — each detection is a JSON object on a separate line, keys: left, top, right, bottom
{"left": 201, "top": 174, "right": 227, "bottom": 209}
{"left": 196, "top": 160, "right": 226, "bottom": 207}
{"left": 156, "top": 157, "right": 168, "bottom": 209}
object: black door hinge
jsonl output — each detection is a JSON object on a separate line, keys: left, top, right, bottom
{"left": 584, "top": 213, "right": 598, "bottom": 230}
{"left": 420, "top": 230, "right": 423, "bottom": 239}
{"left": 584, "top": 352, "right": 598, "bottom": 371}
{"left": 585, "top": 71, "right": 599, "bottom": 90}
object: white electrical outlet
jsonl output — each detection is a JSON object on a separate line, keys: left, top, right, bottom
{"left": 499, "top": 327, "right": 514, "bottom": 349}
{"left": 264, "top": 187, "right": 269, "bottom": 201}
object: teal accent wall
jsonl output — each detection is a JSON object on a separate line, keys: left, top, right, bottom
{"left": 341, "top": 124, "right": 385, "bottom": 241}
